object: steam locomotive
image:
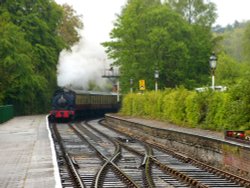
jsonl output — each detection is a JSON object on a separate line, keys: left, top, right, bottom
{"left": 49, "top": 88, "right": 119, "bottom": 121}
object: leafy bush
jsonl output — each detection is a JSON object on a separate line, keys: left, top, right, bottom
{"left": 185, "top": 91, "right": 209, "bottom": 127}
{"left": 120, "top": 82, "right": 250, "bottom": 131}
{"left": 223, "top": 76, "right": 250, "bottom": 130}
{"left": 162, "top": 87, "right": 190, "bottom": 125}
{"left": 120, "top": 93, "right": 133, "bottom": 115}
{"left": 142, "top": 92, "right": 163, "bottom": 118}
{"left": 205, "top": 92, "right": 228, "bottom": 130}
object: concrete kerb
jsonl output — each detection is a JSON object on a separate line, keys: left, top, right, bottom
{"left": 46, "top": 115, "right": 62, "bottom": 188}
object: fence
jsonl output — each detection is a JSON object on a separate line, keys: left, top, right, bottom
{"left": 0, "top": 105, "right": 14, "bottom": 123}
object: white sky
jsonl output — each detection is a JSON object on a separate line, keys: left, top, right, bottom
{"left": 55, "top": 0, "right": 250, "bottom": 43}
{"left": 55, "top": 0, "right": 127, "bottom": 43}
{"left": 210, "top": 0, "right": 250, "bottom": 26}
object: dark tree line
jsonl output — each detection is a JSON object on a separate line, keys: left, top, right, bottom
{"left": 0, "top": 0, "right": 82, "bottom": 114}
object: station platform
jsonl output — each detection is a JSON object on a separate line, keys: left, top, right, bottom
{"left": 0, "top": 115, "right": 60, "bottom": 188}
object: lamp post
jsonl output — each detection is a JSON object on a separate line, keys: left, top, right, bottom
{"left": 130, "top": 78, "right": 133, "bottom": 93}
{"left": 154, "top": 69, "right": 159, "bottom": 91}
{"left": 209, "top": 52, "right": 217, "bottom": 90}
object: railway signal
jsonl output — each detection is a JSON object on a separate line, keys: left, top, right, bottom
{"left": 102, "top": 66, "right": 120, "bottom": 102}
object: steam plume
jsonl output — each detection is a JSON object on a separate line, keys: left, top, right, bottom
{"left": 57, "top": 37, "right": 111, "bottom": 91}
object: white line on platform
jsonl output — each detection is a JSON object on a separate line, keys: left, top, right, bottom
{"left": 46, "top": 115, "right": 62, "bottom": 188}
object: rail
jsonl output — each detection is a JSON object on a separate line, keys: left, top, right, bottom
{"left": 101, "top": 119, "right": 250, "bottom": 187}
{"left": 72, "top": 122, "right": 140, "bottom": 188}
{"left": 51, "top": 123, "right": 86, "bottom": 188}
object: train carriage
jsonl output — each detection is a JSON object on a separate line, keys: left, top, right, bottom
{"left": 74, "top": 90, "right": 119, "bottom": 118}
{"left": 50, "top": 88, "right": 119, "bottom": 121}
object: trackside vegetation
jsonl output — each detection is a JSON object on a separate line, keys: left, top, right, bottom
{"left": 120, "top": 78, "right": 250, "bottom": 131}
{"left": 0, "top": 1, "right": 82, "bottom": 115}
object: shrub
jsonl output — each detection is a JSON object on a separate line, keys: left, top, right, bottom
{"left": 142, "top": 91, "right": 163, "bottom": 118}
{"left": 205, "top": 92, "right": 227, "bottom": 130}
{"left": 223, "top": 77, "right": 250, "bottom": 130}
{"left": 162, "top": 87, "right": 190, "bottom": 125}
{"left": 185, "top": 91, "right": 208, "bottom": 127}
{"left": 120, "top": 93, "right": 134, "bottom": 115}
{"left": 120, "top": 82, "right": 250, "bottom": 132}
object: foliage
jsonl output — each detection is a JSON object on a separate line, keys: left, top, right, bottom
{"left": 215, "top": 53, "right": 244, "bottom": 86}
{"left": 57, "top": 4, "right": 83, "bottom": 48}
{"left": 0, "top": 0, "right": 83, "bottom": 114}
{"left": 204, "top": 92, "right": 227, "bottom": 130}
{"left": 223, "top": 74, "right": 250, "bottom": 130}
{"left": 142, "top": 91, "right": 165, "bottom": 118}
{"left": 162, "top": 87, "right": 190, "bottom": 124}
{"left": 120, "top": 82, "right": 250, "bottom": 131}
{"left": 184, "top": 24, "right": 213, "bottom": 88}
{"left": 213, "top": 21, "right": 250, "bottom": 62}
{"left": 103, "top": 0, "right": 215, "bottom": 92}
{"left": 243, "top": 23, "right": 250, "bottom": 61}
{"left": 0, "top": 17, "right": 44, "bottom": 113}
{"left": 166, "top": 0, "right": 217, "bottom": 27}
{"left": 185, "top": 91, "right": 209, "bottom": 127}
{"left": 116, "top": 1, "right": 250, "bottom": 132}
{"left": 121, "top": 90, "right": 170, "bottom": 118}
{"left": 221, "top": 27, "right": 245, "bottom": 62}
{"left": 120, "top": 93, "right": 134, "bottom": 116}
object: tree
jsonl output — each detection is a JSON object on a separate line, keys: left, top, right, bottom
{"left": 213, "top": 21, "right": 250, "bottom": 63}
{"left": 0, "top": 0, "right": 83, "bottom": 114}
{"left": 57, "top": 4, "right": 83, "bottom": 48}
{"left": 103, "top": 0, "right": 214, "bottom": 92}
{"left": 215, "top": 53, "right": 244, "bottom": 86}
{"left": 185, "top": 24, "right": 214, "bottom": 87}
{"left": 165, "top": 0, "right": 217, "bottom": 27}
{"left": 104, "top": 0, "right": 163, "bottom": 91}
{"left": 0, "top": 15, "right": 46, "bottom": 113}
{"left": 243, "top": 23, "right": 250, "bottom": 61}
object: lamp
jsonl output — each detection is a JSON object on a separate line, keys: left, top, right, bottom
{"left": 209, "top": 52, "right": 217, "bottom": 90}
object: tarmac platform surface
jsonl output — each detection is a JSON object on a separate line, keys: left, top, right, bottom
{"left": 0, "top": 115, "right": 60, "bottom": 188}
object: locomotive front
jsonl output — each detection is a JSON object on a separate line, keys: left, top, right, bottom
{"left": 50, "top": 89, "right": 76, "bottom": 121}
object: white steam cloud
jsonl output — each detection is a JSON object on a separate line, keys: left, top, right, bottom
{"left": 57, "top": 37, "right": 111, "bottom": 91}
{"left": 55, "top": 0, "right": 127, "bottom": 91}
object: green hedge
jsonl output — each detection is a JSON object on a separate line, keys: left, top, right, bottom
{"left": 120, "top": 87, "right": 250, "bottom": 131}
{"left": 0, "top": 105, "right": 14, "bottom": 123}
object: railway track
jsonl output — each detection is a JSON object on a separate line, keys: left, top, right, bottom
{"left": 50, "top": 119, "right": 250, "bottom": 188}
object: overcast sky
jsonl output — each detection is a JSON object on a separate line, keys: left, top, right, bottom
{"left": 55, "top": 0, "right": 127, "bottom": 43}
{"left": 55, "top": 0, "right": 250, "bottom": 43}
{"left": 210, "top": 0, "right": 250, "bottom": 26}
{"left": 54, "top": 0, "right": 250, "bottom": 88}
